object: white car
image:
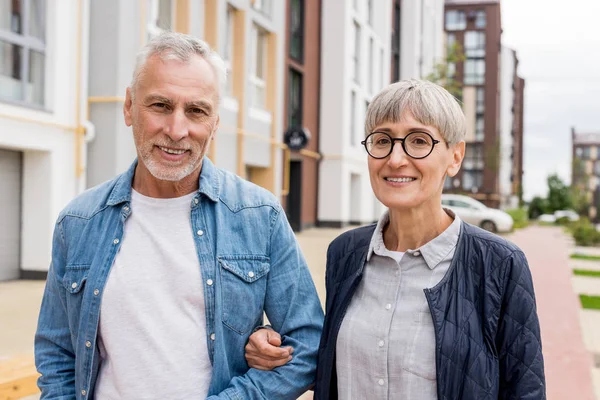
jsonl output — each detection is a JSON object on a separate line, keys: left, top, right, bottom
{"left": 441, "top": 194, "right": 514, "bottom": 233}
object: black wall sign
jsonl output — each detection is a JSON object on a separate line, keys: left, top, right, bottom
{"left": 284, "top": 127, "right": 311, "bottom": 151}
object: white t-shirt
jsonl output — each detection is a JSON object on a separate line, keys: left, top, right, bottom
{"left": 95, "top": 189, "right": 212, "bottom": 399}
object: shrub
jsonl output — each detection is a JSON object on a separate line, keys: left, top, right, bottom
{"left": 506, "top": 208, "right": 529, "bottom": 230}
{"left": 569, "top": 218, "right": 600, "bottom": 246}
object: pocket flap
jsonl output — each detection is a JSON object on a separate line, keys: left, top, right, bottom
{"left": 62, "top": 265, "right": 90, "bottom": 293}
{"left": 218, "top": 256, "right": 270, "bottom": 283}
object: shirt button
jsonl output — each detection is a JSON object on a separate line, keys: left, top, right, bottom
{"left": 85, "top": 341, "right": 91, "bottom": 348}
{"left": 378, "top": 379, "right": 384, "bottom": 386}
{"left": 194, "top": 198, "right": 199, "bottom": 204}
{"left": 113, "top": 238, "right": 119, "bottom": 245}
{"left": 210, "top": 333, "right": 216, "bottom": 340}
{"left": 248, "top": 271, "right": 255, "bottom": 278}
{"left": 81, "top": 389, "right": 87, "bottom": 396}
{"left": 94, "top": 289, "right": 100, "bottom": 296}
{"left": 123, "top": 206, "right": 129, "bottom": 212}
{"left": 206, "top": 279, "right": 213, "bottom": 286}
{"left": 413, "top": 250, "right": 421, "bottom": 256}
{"left": 71, "top": 282, "right": 78, "bottom": 289}
{"left": 197, "top": 230, "right": 204, "bottom": 236}
{"left": 385, "top": 303, "right": 391, "bottom": 310}
{"left": 378, "top": 340, "right": 385, "bottom": 347}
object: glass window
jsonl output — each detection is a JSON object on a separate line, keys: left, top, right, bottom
{"left": 252, "top": 0, "right": 272, "bottom": 16}
{"left": 464, "top": 31, "right": 485, "bottom": 58}
{"left": 0, "top": 0, "right": 46, "bottom": 106}
{"left": 583, "top": 146, "right": 591, "bottom": 160}
{"left": 446, "top": 33, "right": 456, "bottom": 51}
{"left": 368, "top": 37, "right": 374, "bottom": 93}
{"left": 464, "top": 59, "right": 485, "bottom": 85}
{"left": 352, "top": 21, "right": 361, "bottom": 83}
{"left": 350, "top": 90, "right": 357, "bottom": 145}
{"left": 476, "top": 87, "right": 485, "bottom": 113}
{"left": 576, "top": 147, "right": 583, "bottom": 158}
{"left": 250, "top": 24, "right": 268, "bottom": 108}
{"left": 289, "top": 0, "right": 304, "bottom": 61}
{"left": 147, "top": 0, "right": 172, "bottom": 39}
{"left": 475, "top": 10, "right": 486, "bottom": 29}
{"left": 475, "top": 115, "right": 484, "bottom": 141}
{"left": 288, "top": 68, "right": 302, "bottom": 128}
{"left": 445, "top": 10, "right": 466, "bottom": 31}
{"left": 223, "top": 5, "right": 235, "bottom": 95}
{"left": 462, "top": 170, "right": 483, "bottom": 191}
{"left": 464, "top": 143, "right": 483, "bottom": 169}
{"left": 595, "top": 160, "right": 600, "bottom": 176}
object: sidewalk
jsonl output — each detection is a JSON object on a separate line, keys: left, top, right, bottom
{"left": 2, "top": 225, "right": 598, "bottom": 399}
{"left": 508, "top": 225, "right": 598, "bottom": 400}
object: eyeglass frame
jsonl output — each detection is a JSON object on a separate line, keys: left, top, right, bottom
{"left": 360, "top": 131, "right": 441, "bottom": 160}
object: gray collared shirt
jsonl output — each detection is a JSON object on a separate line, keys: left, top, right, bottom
{"left": 336, "top": 209, "right": 461, "bottom": 400}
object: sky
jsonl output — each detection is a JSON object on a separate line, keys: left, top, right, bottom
{"left": 500, "top": 0, "right": 600, "bottom": 201}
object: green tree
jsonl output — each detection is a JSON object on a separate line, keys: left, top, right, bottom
{"left": 528, "top": 196, "right": 548, "bottom": 220}
{"left": 425, "top": 42, "right": 466, "bottom": 100}
{"left": 546, "top": 174, "right": 573, "bottom": 212}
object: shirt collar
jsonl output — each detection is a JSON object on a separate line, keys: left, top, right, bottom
{"left": 106, "top": 156, "right": 221, "bottom": 206}
{"left": 367, "top": 208, "right": 462, "bottom": 270}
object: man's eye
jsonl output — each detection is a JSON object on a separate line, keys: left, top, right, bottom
{"left": 190, "top": 108, "right": 206, "bottom": 115}
{"left": 152, "top": 103, "right": 167, "bottom": 109}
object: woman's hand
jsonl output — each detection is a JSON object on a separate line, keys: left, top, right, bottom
{"left": 245, "top": 328, "right": 294, "bottom": 370}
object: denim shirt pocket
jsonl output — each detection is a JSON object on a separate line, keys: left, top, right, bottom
{"left": 218, "top": 255, "right": 270, "bottom": 335}
{"left": 62, "top": 264, "right": 91, "bottom": 325}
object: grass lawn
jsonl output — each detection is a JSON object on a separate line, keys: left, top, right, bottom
{"left": 574, "top": 269, "right": 600, "bottom": 278}
{"left": 580, "top": 294, "right": 600, "bottom": 310}
{"left": 571, "top": 254, "right": 600, "bottom": 261}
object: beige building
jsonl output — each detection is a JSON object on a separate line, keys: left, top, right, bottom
{"left": 571, "top": 128, "right": 600, "bottom": 220}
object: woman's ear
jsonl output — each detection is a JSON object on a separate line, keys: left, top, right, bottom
{"left": 447, "top": 141, "right": 465, "bottom": 177}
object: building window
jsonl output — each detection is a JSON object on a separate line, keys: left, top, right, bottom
{"left": 288, "top": 68, "right": 302, "bottom": 128}
{"left": 251, "top": 0, "right": 271, "bottom": 16}
{"left": 223, "top": 5, "right": 235, "bottom": 95}
{"left": 475, "top": 114, "right": 484, "bottom": 141}
{"left": 0, "top": 0, "right": 46, "bottom": 106}
{"left": 250, "top": 23, "right": 267, "bottom": 109}
{"left": 464, "top": 59, "right": 485, "bottom": 85}
{"left": 289, "top": 0, "right": 304, "bottom": 62}
{"left": 576, "top": 147, "right": 583, "bottom": 158}
{"left": 367, "top": 0, "right": 373, "bottom": 25}
{"left": 380, "top": 47, "right": 385, "bottom": 89}
{"left": 476, "top": 87, "right": 485, "bottom": 113}
{"left": 350, "top": 90, "right": 357, "bottom": 145}
{"left": 464, "top": 143, "right": 484, "bottom": 170}
{"left": 446, "top": 33, "right": 456, "bottom": 51}
{"left": 583, "top": 146, "right": 592, "bottom": 160}
{"left": 474, "top": 10, "right": 486, "bottom": 29}
{"left": 462, "top": 170, "right": 483, "bottom": 191}
{"left": 368, "top": 37, "right": 374, "bottom": 93}
{"left": 147, "top": 0, "right": 173, "bottom": 39}
{"left": 445, "top": 10, "right": 466, "bottom": 31}
{"left": 595, "top": 160, "right": 600, "bottom": 176}
{"left": 444, "top": 176, "right": 453, "bottom": 190}
{"left": 391, "top": 1, "right": 400, "bottom": 82}
{"left": 352, "top": 21, "right": 361, "bottom": 84}
{"left": 464, "top": 31, "right": 485, "bottom": 58}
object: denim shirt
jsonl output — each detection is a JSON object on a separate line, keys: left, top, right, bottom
{"left": 34, "top": 157, "right": 324, "bottom": 400}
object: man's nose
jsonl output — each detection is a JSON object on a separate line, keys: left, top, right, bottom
{"left": 165, "top": 109, "right": 189, "bottom": 141}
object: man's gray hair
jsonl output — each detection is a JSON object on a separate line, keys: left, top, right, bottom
{"left": 130, "top": 31, "right": 227, "bottom": 102}
{"left": 365, "top": 79, "right": 466, "bottom": 145}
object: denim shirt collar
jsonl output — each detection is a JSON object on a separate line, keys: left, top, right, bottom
{"left": 106, "top": 156, "right": 221, "bottom": 206}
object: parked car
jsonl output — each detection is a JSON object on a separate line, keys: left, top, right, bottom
{"left": 537, "top": 214, "right": 557, "bottom": 223}
{"left": 441, "top": 194, "right": 514, "bottom": 233}
{"left": 553, "top": 210, "right": 580, "bottom": 222}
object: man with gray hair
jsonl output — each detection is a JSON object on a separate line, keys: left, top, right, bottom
{"left": 34, "top": 32, "right": 324, "bottom": 399}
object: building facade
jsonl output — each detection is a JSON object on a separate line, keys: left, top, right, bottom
{"left": 499, "top": 46, "right": 525, "bottom": 208}
{"left": 442, "top": 0, "right": 503, "bottom": 208}
{"left": 281, "top": 0, "right": 321, "bottom": 231}
{"left": 571, "top": 129, "right": 600, "bottom": 221}
{"left": 87, "top": 0, "right": 288, "bottom": 200}
{"left": 0, "top": 0, "right": 90, "bottom": 280}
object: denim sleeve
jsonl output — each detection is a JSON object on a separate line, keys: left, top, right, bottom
{"left": 34, "top": 221, "right": 77, "bottom": 399}
{"left": 497, "top": 251, "right": 546, "bottom": 399}
{"left": 207, "top": 206, "right": 325, "bottom": 400}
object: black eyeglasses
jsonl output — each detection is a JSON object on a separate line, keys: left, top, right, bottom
{"left": 361, "top": 131, "right": 440, "bottom": 159}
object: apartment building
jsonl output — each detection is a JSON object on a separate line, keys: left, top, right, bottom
{"left": 499, "top": 46, "right": 525, "bottom": 208}
{"left": 0, "top": 0, "right": 89, "bottom": 280}
{"left": 571, "top": 129, "right": 600, "bottom": 220}
{"left": 442, "top": 0, "right": 503, "bottom": 207}
{"left": 87, "top": 0, "right": 287, "bottom": 199}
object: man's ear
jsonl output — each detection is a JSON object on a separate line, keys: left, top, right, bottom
{"left": 447, "top": 141, "right": 465, "bottom": 178}
{"left": 123, "top": 87, "right": 133, "bottom": 127}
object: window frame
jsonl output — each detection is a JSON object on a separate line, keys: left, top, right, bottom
{"left": 445, "top": 10, "right": 466, "bottom": 31}
{"left": 250, "top": 23, "right": 268, "bottom": 109}
{"left": 0, "top": 0, "right": 47, "bottom": 108}
{"left": 289, "top": 0, "right": 304, "bottom": 62}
